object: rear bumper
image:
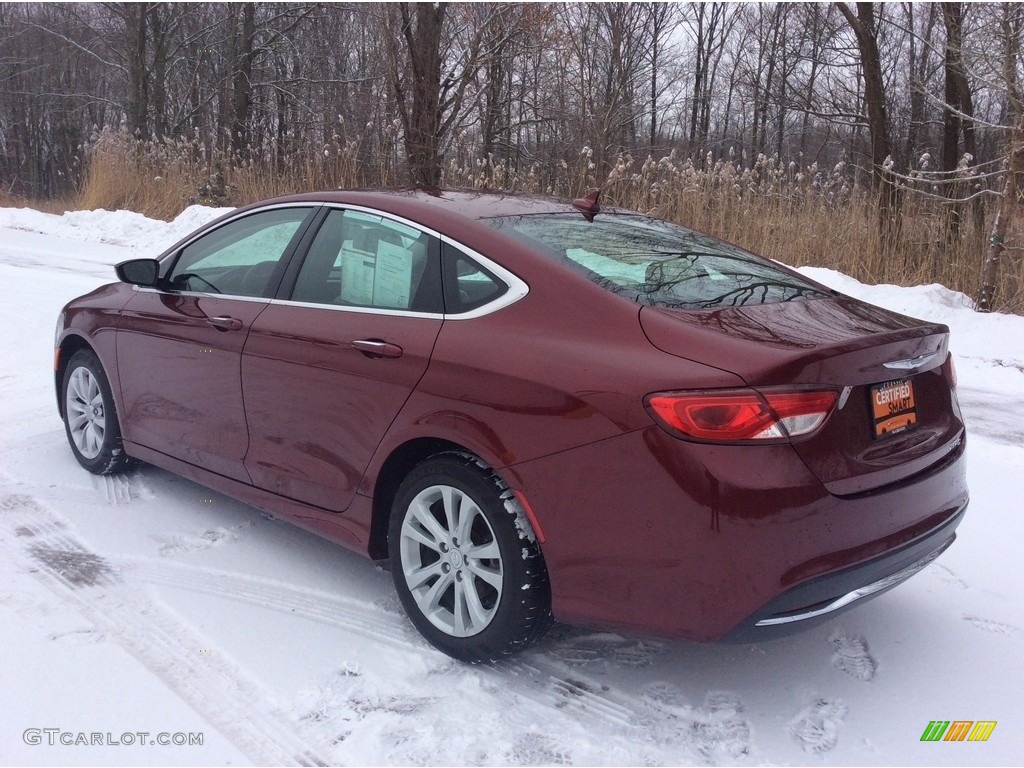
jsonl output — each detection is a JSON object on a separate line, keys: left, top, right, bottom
{"left": 508, "top": 425, "right": 968, "bottom": 642}
{"left": 724, "top": 502, "right": 965, "bottom": 641}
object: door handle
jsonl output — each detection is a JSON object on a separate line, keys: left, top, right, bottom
{"left": 351, "top": 339, "right": 404, "bottom": 359}
{"left": 207, "top": 315, "right": 244, "bottom": 331}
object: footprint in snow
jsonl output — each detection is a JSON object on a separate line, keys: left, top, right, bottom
{"left": 928, "top": 562, "right": 968, "bottom": 590}
{"left": 830, "top": 632, "right": 877, "bottom": 681}
{"left": 788, "top": 697, "right": 848, "bottom": 754}
{"left": 510, "top": 732, "right": 572, "bottom": 766}
{"left": 0, "top": 493, "right": 50, "bottom": 515}
{"left": 642, "top": 680, "right": 691, "bottom": 710}
{"left": 154, "top": 523, "right": 250, "bottom": 556}
{"left": 694, "top": 691, "right": 751, "bottom": 760}
{"left": 961, "top": 614, "right": 1020, "bottom": 636}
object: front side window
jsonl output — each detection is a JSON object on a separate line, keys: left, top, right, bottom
{"left": 291, "top": 209, "right": 443, "bottom": 313}
{"left": 487, "top": 213, "right": 828, "bottom": 309}
{"left": 167, "top": 207, "right": 312, "bottom": 297}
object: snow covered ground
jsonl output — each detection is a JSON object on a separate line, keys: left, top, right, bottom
{"left": 0, "top": 204, "right": 1021, "bottom": 766}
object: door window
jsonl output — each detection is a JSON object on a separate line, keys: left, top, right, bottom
{"left": 167, "top": 207, "right": 312, "bottom": 297}
{"left": 291, "top": 209, "right": 443, "bottom": 313}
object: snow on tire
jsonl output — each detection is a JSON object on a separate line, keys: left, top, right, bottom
{"left": 61, "top": 348, "right": 132, "bottom": 475}
{"left": 389, "top": 452, "right": 552, "bottom": 662}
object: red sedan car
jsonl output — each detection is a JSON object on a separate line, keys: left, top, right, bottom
{"left": 55, "top": 189, "right": 968, "bottom": 661}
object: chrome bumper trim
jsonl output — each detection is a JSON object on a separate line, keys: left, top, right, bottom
{"left": 754, "top": 539, "right": 952, "bottom": 627}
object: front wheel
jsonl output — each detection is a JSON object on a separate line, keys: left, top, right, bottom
{"left": 61, "top": 349, "right": 133, "bottom": 475}
{"left": 389, "top": 453, "right": 552, "bottom": 662}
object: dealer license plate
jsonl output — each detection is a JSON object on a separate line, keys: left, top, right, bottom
{"left": 871, "top": 378, "right": 918, "bottom": 438}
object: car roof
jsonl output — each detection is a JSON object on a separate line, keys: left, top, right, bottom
{"left": 154, "top": 188, "right": 634, "bottom": 272}
{"left": 257, "top": 188, "right": 627, "bottom": 221}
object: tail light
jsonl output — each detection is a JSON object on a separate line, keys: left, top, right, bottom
{"left": 944, "top": 354, "right": 958, "bottom": 389}
{"left": 645, "top": 388, "right": 839, "bottom": 443}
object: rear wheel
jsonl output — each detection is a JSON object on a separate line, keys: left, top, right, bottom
{"left": 389, "top": 453, "right": 551, "bottom": 662}
{"left": 61, "top": 349, "right": 132, "bottom": 475}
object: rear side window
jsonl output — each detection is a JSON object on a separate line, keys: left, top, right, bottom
{"left": 486, "top": 213, "right": 828, "bottom": 309}
{"left": 442, "top": 244, "right": 508, "bottom": 314}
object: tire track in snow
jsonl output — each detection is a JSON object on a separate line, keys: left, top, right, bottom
{"left": 0, "top": 490, "right": 327, "bottom": 766}
{"left": 133, "top": 559, "right": 657, "bottom": 742}
{"left": 90, "top": 470, "right": 154, "bottom": 506}
{"left": 129, "top": 558, "right": 740, "bottom": 760}
{"left": 126, "top": 558, "right": 417, "bottom": 647}
{"left": 5, "top": 488, "right": 751, "bottom": 763}
{"left": 127, "top": 560, "right": 692, "bottom": 761}
{"left": 502, "top": 658, "right": 640, "bottom": 727}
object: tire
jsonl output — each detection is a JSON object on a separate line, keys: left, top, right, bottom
{"left": 389, "top": 453, "right": 552, "bottom": 662}
{"left": 61, "top": 349, "right": 133, "bottom": 475}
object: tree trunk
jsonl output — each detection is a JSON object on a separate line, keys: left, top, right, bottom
{"left": 941, "top": 3, "right": 977, "bottom": 240}
{"left": 798, "top": 5, "right": 822, "bottom": 158}
{"left": 125, "top": 3, "right": 148, "bottom": 137}
{"left": 978, "top": 6, "right": 1024, "bottom": 312}
{"left": 150, "top": 4, "right": 168, "bottom": 140}
{"left": 757, "top": 5, "right": 782, "bottom": 157}
{"left": 941, "top": 4, "right": 965, "bottom": 174}
{"left": 648, "top": 4, "right": 662, "bottom": 150}
{"left": 689, "top": 3, "right": 706, "bottom": 153}
{"left": 481, "top": 9, "right": 507, "bottom": 160}
{"left": 776, "top": 8, "right": 788, "bottom": 161}
{"left": 977, "top": 135, "right": 1022, "bottom": 312}
{"left": 836, "top": 2, "right": 901, "bottom": 241}
{"left": 903, "top": 2, "right": 936, "bottom": 167}
{"left": 231, "top": 2, "right": 257, "bottom": 158}
{"left": 392, "top": 2, "right": 446, "bottom": 187}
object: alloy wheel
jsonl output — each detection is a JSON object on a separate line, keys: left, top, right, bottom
{"left": 399, "top": 484, "right": 504, "bottom": 638}
{"left": 65, "top": 366, "right": 106, "bottom": 460}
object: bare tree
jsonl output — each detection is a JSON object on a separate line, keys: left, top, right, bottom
{"left": 382, "top": 3, "right": 499, "bottom": 186}
{"left": 685, "top": 2, "right": 732, "bottom": 159}
{"left": 977, "top": 3, "right": 1024, "bottom": 312}
{"left": 0, "top": 0, "right": 1018, "bottom": 316}
{"left": 836, "top": 2, "right": 902, "bottom": 237}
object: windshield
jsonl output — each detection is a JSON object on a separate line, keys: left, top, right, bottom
{"left": 486, "top": 213, "right": 829, "bottom": 309}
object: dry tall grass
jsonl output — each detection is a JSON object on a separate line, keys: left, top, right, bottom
{"left": 73, "top": 130, "right": 1023, "bottom": 313}
{"left": 0, "top": 189, "right": 78, "bottom": 214}
{"left": 76, "top": 129, "right": 373, "bottom": 220}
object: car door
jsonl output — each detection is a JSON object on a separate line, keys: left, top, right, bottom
{"left": 116, "top": 205, "right": 317, "bottom": 481}
{"left": 240, "top": 207, "right": 444, "bottom": 510}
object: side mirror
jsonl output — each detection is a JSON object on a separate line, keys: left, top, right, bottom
{"left": 115, "top": 258, "right": 161, "bottom": 287}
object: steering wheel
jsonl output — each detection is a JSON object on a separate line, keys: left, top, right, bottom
{"left": 173, "top": 272, "right": 222, "bottom": 294}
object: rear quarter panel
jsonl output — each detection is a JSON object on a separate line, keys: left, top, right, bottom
{"left": 360, "top": 257, "right": 748, "bottom": 487}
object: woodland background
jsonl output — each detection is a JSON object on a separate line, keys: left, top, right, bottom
{"left": 1, "top": 2, "right": 1022, "bottom": 312}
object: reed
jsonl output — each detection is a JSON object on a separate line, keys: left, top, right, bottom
{"left": 72, "top": 130, "right": 1022, "bottom": 313}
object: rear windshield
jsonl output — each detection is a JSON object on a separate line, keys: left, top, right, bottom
{"left": 486, "top": 213, "right": 828, "bottom": 309}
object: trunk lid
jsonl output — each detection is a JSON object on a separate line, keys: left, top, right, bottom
{"left": 639, "top": 296, "right": 965, "bottom": 494}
